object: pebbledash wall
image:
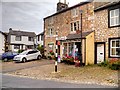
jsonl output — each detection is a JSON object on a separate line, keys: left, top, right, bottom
{"left": 94, "top": 2, "right": 120, "bottom": 61}
{"left": 44, "top": 1, "right": 120, "bottom": 65}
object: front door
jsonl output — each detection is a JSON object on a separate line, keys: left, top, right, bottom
{"left": 96, "top": 44, "right": 105, "bottom": 63}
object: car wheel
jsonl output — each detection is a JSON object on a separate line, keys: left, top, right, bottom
{"left": 37, "top": 55, "right": 41, "bottom": 60}
{"left": 22, "top": 58, "right": 26, "bottom": 63}
{"left": 4, "top": 58, "right": 8, "bottom": 62}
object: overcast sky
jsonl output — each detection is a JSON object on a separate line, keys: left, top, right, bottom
{"left": 1, "top": 0, "right": 90, "bottom": 34}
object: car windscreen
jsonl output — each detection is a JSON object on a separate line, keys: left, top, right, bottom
{"left": 19, "top": 51, "right": 28, "bottom": 55}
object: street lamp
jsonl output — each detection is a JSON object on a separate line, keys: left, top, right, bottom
{"left": 80, "top": 10, "right": 83, "bottom": 66}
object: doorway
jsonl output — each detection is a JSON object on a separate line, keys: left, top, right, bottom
{"left": 95, "top": 42, "right": 105, "bottom": 64}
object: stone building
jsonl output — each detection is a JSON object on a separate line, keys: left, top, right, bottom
{"left": 44, "top": 0, "right": 120, "bottom": 65}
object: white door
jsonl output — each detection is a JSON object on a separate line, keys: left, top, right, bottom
{"left": 97, "top": 44, "right": 104, "bottom": 63}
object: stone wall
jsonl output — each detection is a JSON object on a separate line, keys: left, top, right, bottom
{"left": 44, "top": 2, "right": 95, "bottom": 55}
{"left": 94, "top": 9, "right": 119, "bottom": 59}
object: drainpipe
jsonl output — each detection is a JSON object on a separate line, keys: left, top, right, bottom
{"left": 80, "top": 10, "right": 83, "bottom": 66}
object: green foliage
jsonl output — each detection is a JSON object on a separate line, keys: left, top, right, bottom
{"left": 98, "top": 59, "right": 120, "bottom": 70}
{"left": 37, "top": 44, "right": 44, "bottom": 57}
{"left": 18, "top": 49, "right": 24, "bottom": 53}
{"left": 47, "top": 50, "right": 55, "bottom": 60}
{"left": 98, "top": 60, "right": 109, "bottom": 67}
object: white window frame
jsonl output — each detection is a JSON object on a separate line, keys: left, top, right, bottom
{"left": 109, "top": 8, "right": 120, "bottom": 27}
{"left": 110, "top": 39, "right": 120, "bottom": 57}
{"left": 49, "top": 28, "right": 53, "bottom": 36}
{"left": 15, "top": 36, "right": 21, "bottom": 41}
{"left": 71, "top": 8, "right": 78, "bottom": 18}
{"left": 70, "top": 21, "right": 80, "bottom": 32}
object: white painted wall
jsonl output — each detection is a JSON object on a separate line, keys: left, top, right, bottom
{"left": 11, "top": 35, "right": 34, "bottom": 45}
{"left": 36, "top": 35, "right": 43, "bottom": 46}
{"left": 10, "top": 35, "right": 35, "bottom": 52}
{"left": 0, "top": 32, "right": 5, "bottom": 54}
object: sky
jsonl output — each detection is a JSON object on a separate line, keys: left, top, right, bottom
{"left": 1, "top": 0, "right": 89, "bottom": 35}
{"left": 0, "top": 0, "right": 118, "bottom": 34}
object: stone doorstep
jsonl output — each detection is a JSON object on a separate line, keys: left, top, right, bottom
{"left": 3, "top": 73, "right": 118, "bottom": 87}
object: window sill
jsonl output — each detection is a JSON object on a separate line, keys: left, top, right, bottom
{"left": 70, "top": 31, "right": 76, "bottom": 34}
{"left": 109, "top": 56, "right": 120, "bottom": 58}
{"left": 46, "top": 35, "right": 56, "bottom": 38}
{"left": 108, "top": 24, "right": 120, "bottom": 28}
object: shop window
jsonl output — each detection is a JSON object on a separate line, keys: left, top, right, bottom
{"left": 68, "top": 43, "right": 74, "bottom": 56}
{"left": 63, "top": 43, "right": 67, "bottom": 55}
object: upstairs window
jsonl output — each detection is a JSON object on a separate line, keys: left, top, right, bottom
{"left": 37, "top": 36, "right": 40, "bottom": 41}
{"left": 49, "top": 28, "right": 53, "bottom": 36}
{"left": 48, "top": 17, "right": 53, "bottom": 25}
{"left": 41, "top": 35, "right": 44, "bottom": 41}
{"left": 71, "top": 8, "right": 78, "bottom": 17}
{"left": 109, "top": 7, "right": 120, "bottom": 27}
{"left": 70, "top": 21, "right": 80, "bottom": 32}
{"left": 28, "top": 37, "right": 34, "bottom": 41}
{"left": 15, "top": 36, "right": 21, "bottom": 41}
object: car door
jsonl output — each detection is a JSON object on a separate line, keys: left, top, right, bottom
{"left": 33, "top": 50, "right": 38, "bottom": 59}
{"left": 26, "top": 51, "right": 35, "bottom": 60}
{"left": 26, "top": 51, "right": 33, "bottom": 60}
{"left": 7, "top": 52, "right": 13, "bottom": 59}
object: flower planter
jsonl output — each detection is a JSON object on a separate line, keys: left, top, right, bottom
{"left": 74, "top": 60, "right": 80, "bottom": 67}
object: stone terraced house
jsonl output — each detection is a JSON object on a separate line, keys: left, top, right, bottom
{"left": 44, "top": 0, "right": 120, "bottom": 65}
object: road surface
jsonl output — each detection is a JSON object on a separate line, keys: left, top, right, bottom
{"left": 1, "top": 74, "right": 117, "bottom": 88}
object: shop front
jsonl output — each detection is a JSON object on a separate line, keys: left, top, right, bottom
{"left": 60, "top": 31, "right": 95, "bottom": 65}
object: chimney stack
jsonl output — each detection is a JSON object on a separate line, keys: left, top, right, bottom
{"left": 9, "top": 28, "right": 12, "bottom": 31}
{"left": 57, "top": 0, "right": 68, "bottom": 12}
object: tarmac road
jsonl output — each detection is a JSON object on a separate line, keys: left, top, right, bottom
{"left": 1, "top": 74, "right": 117, "bottom": 88}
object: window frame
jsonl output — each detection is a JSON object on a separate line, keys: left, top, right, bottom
{"left": 108, "top": 5, "right": 120, "bottom": 28}
{"left": 14, "top": 45, "right": 20, "bottom": 49}
{"left": 15, "top": 36, "right": 21, "bottom": 41}
{"left": 71, "top": 8, "right": 79, "bottom": 18}
{"left": 108, "top": 37, "right": 120, "bottom": 58}
{"left": 28, "top": 37, "right": 34, "bottom": 41}
{"left": 70, "top": 21, "right": 80, "bottom": 32}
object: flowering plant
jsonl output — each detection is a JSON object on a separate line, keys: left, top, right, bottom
{"left": 47, "top": 50, "right": 55, "bottom": 60}
{"left": 109, "top": 58, "right": 120, "bottom": 64}
{"left": 62, "top": 54, "right": 74, "bottom": 65}
{"left": 49, "top": 50, "right": 54, "bottom": 55}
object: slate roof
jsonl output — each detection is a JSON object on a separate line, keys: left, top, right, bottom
{"left": 9, "top": 30, "right": 36, "bottom": 37}
{"left": 67, "top": 31, "right": 94, "bottom": 40}
{"left": 44, "top": 1, "right": 120, "bottom": 20}
{"left": 37, "top": 31, "right": 44, "bottom": 36}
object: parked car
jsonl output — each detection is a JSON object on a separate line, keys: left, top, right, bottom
{"left": 13, "top": 49, "right": 42, "bottom": 62}
{"left": 2, "top": 52, "right": 18, "bottom": 61}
